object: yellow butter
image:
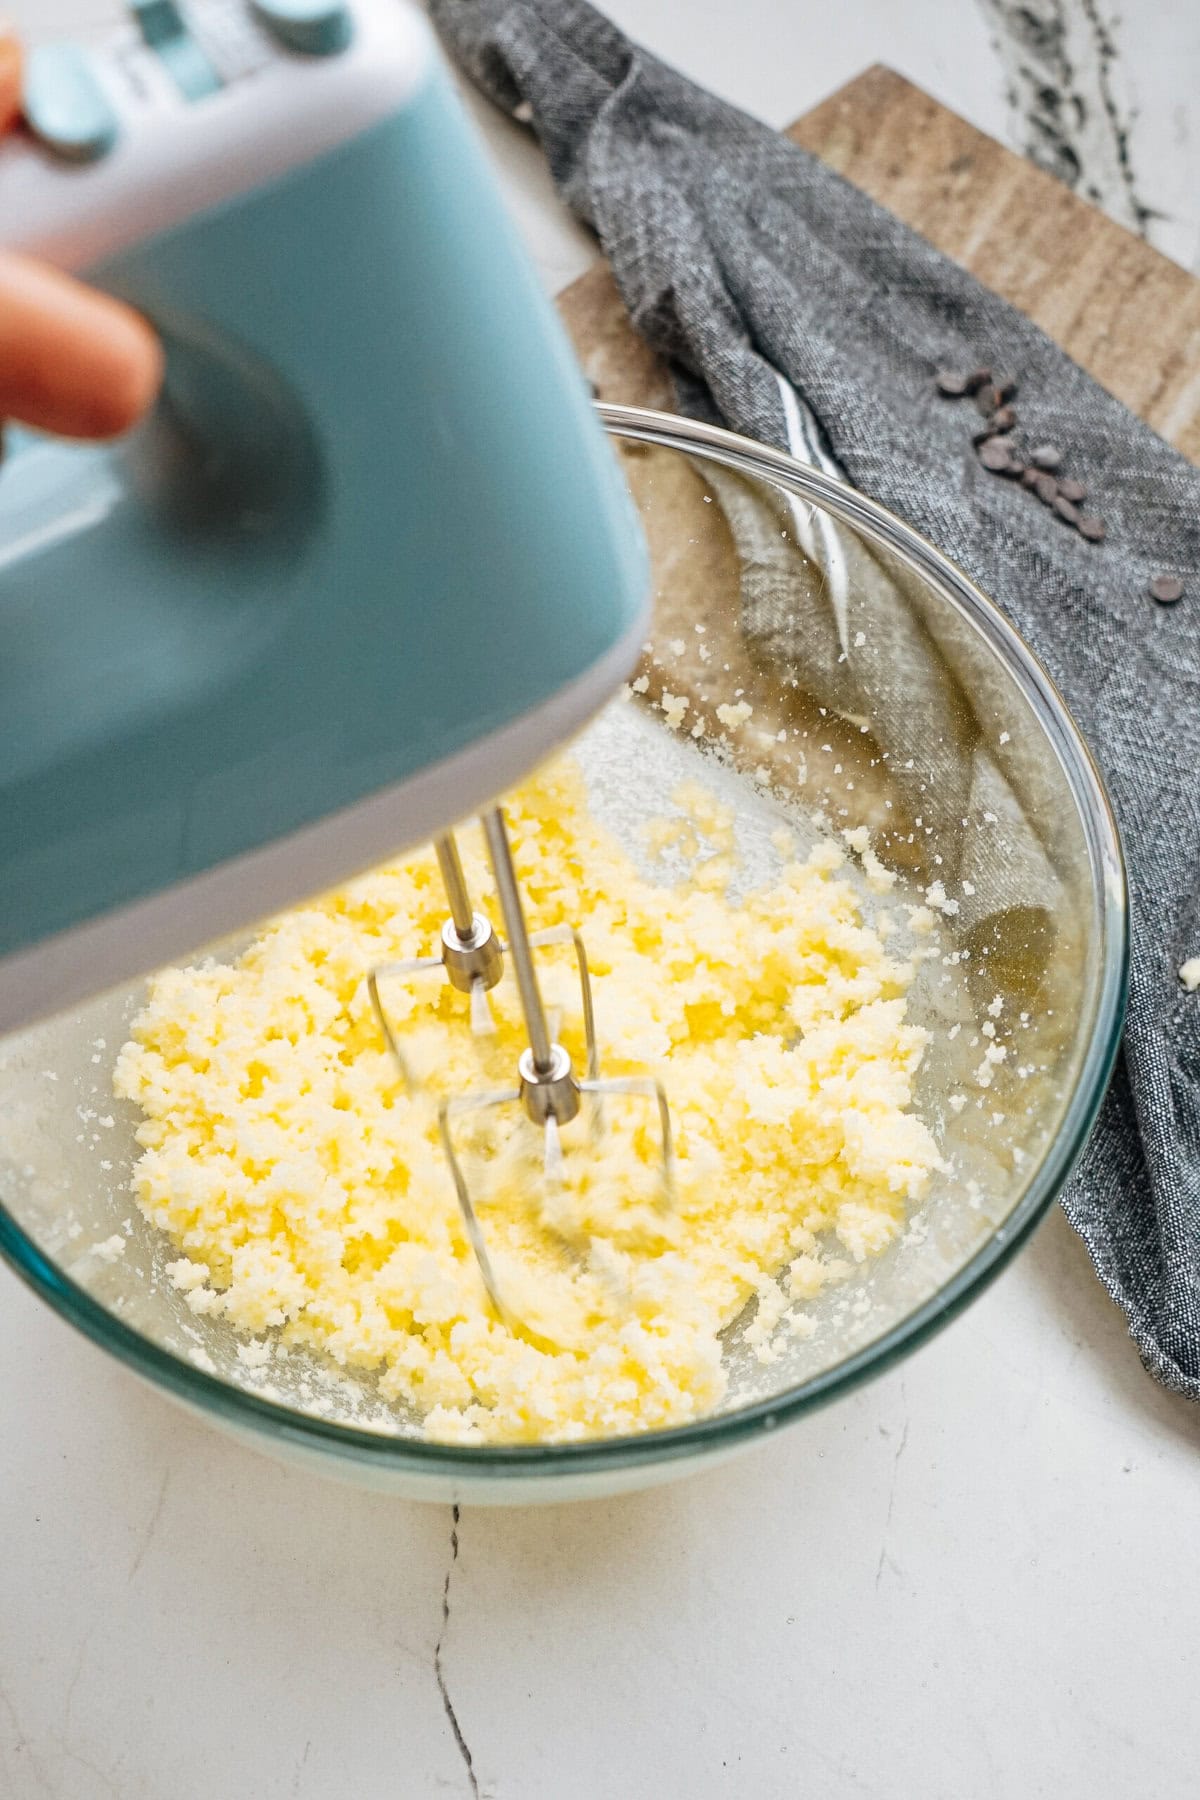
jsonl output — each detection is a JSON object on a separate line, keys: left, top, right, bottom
{"left": 115, "top": 756, "right": 938, "bottom": 1445}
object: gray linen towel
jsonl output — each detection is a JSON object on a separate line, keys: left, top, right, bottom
{"left": 430, "top": 0, "right": 1200, "bottom": 1397}
{"left": 694, "top": 457, "right": 1066, "bottom": 943}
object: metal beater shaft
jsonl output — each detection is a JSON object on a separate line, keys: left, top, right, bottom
{"left": 368, "top": 827, "right": 503, "bottom": 1060}
{"left": 483, "top": 807, "right": 554, "bottom": 1076}
{"left": 434, "top": 834, "right": 475, "bottom": 942}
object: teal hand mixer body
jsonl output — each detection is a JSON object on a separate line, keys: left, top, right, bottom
{"left": 0, "top": 0, "right": 667, "bottom": 1323}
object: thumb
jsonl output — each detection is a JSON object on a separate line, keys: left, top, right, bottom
{"left": 0, "top": 32, "right": 20, "bottom": 135}
{"left": 0, "top": 250, "right": 164, "bottom": 439}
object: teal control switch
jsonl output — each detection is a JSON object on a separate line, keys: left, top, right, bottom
{"left": 134, "top": 0, "right": 223, "bottom": 100}
{"left": 24, "top": 44, "right": 120, "bottom": 162}
{"left": 251, "top": 2, "right": 354, "bottom": 57}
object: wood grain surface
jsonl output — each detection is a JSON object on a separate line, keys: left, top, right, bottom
{"left": 559, "top": 63, "right": 1200, "bottom": 464}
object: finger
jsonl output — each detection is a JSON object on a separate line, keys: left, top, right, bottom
{"left": 0, "top": 33, "right": 20, "bottom": 136}
{"left": 0, "top": 251, "right": 163, "bottom": 438}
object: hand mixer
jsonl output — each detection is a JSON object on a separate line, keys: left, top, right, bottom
{"left": 0, "top": 0, "right": 671, "bottom": 1330}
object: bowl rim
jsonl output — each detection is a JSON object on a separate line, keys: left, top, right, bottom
{"left": 0, "top": 404, "right": 1129, "bottom": 1479}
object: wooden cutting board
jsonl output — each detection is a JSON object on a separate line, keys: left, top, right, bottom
{"left": 557, "top": 64, "right": 1200, "bottom": 465}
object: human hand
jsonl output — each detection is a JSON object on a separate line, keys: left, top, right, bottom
{"left": 0, "top": 31, "right": 163, "bottom": 439}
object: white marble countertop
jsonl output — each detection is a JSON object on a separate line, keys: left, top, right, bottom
{"left": 5, "top": 4, "right": 1200, "bottom": 1797}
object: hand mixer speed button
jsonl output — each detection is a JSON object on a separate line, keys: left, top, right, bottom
{"left": 23, "top": 44, "right": 120, "bottom": 163}
{"left": 249, "top": 1, "right": 353, "bottom": 56}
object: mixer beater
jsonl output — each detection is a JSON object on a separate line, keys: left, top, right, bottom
{"left": 370, "top": 806, "right": 675, "bottom": 1332}
{"left": 367, "top": 832, "right": 505, "bottom": 1086}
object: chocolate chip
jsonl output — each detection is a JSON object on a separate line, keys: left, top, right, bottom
{"left": 936, "top": 369, "right": 970, "bottom": 396}
{"left": 1034, "top": 473, "right": 1059, "bottom": 504}
{"left": 1058, "top": 477, "right": 1087, "bottom": 503}
{"left": 978, "top": 438, "right": 1014, "bottom": 471}
{"left": 991, "top": 404, "right": 1018, "bottom": 432}
{"left": 1149, "top": 573, "right": 1183, "bottom": 603}
{"left": 1077, "top": 515, "right": 1106, "bottom": 543}
{"left": 1030, "top": 444, "right": 1063, "bottom": 470}
{"left": 977, "top": 378, "right": 1016, "bottom": 409}
{"left": 1053, "top": 495, "right": 1080, "bottom": 524}
{"left": 965, "top": 367, "right": 992, "bottom": 393}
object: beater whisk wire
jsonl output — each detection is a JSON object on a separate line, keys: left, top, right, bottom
{"left": 373, "top": 807, "right": 675, "bottom": 1334}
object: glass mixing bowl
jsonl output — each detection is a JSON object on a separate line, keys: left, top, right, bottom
{"left": 0, "top": 407, "right": 1127, "bottom": 1502}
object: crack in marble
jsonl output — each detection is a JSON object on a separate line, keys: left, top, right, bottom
{"left": 980, "top": 0, "right": 1160, "bottom": 240}
{"left": 291, "top": 1736, "right": 313, "bottom": 1796}
{"left": 874, "top": 1389, "right": 910, "bottom": 1591}
{"left": 128, "top": 1467, "right": 170, "bottom": 1585}
{"left": 59, "top": 1625, "right": 121, "bottom": 1800}
{"left": 62, "top": 1745, "right": 122, "bottom": 1799}
{"left": 0, "top": 1682, "right": 54, "bottom": 1798}
{"left": 433, "top": 1505, "right": 480, "bottom": 1800}
{"left": 61, "top": 1626, "right": 94, "bottom": 1740}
